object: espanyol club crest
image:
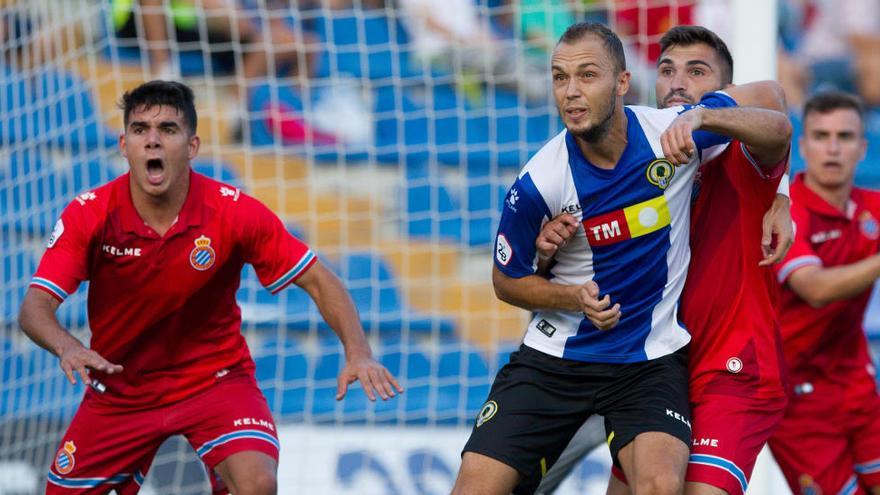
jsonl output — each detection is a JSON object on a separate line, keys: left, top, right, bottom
{"left": 55, "top": 441, "right": 76, "bottom": 475}
{"left": 189, "top": 235, "right": 216, "bottom": 271}
{"left": 860, "top": 211, "right": 879, "bottom": 240}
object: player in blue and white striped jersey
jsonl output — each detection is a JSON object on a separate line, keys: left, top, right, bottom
{"left": 453, "top": 22, "right": 784, "bottom": 495}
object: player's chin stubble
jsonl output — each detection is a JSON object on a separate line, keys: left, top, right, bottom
{"left": 570, "top": 94, "right": 616, "bottom": 143}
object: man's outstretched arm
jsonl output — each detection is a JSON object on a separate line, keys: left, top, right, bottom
{"left": 295, "top": 260, "right": 403, "bottom": 401}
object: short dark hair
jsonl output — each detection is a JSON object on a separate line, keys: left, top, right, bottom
{"left": 119, "top": 80, "right": 197, "bottom": 134}
{"left": 558, "top": 22, "right": 626, "bottom": 73}
{"left": 803, "top": 90, "right": 866, "bottom": 131}
{"left": 658, "top": 26, "right": 734, "bottom": 85}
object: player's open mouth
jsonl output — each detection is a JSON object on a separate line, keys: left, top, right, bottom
{"left": 823, "top": 161, "right": 842, "bottom": 170}
{"left": 566, "top": 108, "right": 588, "bottom": 119}
{"left": 146, "top": 158, "right": 165, "bottom": 185}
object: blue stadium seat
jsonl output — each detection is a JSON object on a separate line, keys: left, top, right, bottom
{"left": 0, "top": 65, "right": 116, "bottom": 151}
{"left": 371, "top": 340, "right": 433, "bottom": 424}
{"left": 192, "top": 160, "right": 242, "bottom": 188}
{"left": 492, "top": 341, "right": 520, "bottom": 374}
{"left": 253, "top": 338, "right": 309, "bottom": 420}
{"left": 1, "top": 344, "right": 81, "bottom": 421}
{"left": 1, "top": 239, "right": 35, "bottom": 327}
{"left": 434, "top": 344, "right": 491, "bottom": 425}
{"left": 337, "top": 252, "right": 455, "bottom": 335}
{"left": 0, "top": 151, "right": 117, "bottom": 235}
{"left": 401, "top": 164, "right": 506, "bottom": 247}
{"left": 310, "top": 6, "right": 421, "bottom": 81}
{"left": 864, "top": 284, "right": 880, "bottom": 339}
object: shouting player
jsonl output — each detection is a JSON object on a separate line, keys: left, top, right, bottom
{"left": 18, "top": 80, "right": 402, "bottom": 495}
{"left": 770, "top": 91, "right": 880, "bottom": 495}
{"left": 450, "top": 22, "right": 788, "bottom": 495}
{"left": 534, "top": 26, "right": 793, "bottom": 495}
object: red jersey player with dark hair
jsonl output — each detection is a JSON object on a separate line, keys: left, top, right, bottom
{"left": 770, "top": 91, "right": 880, "bottom": 495}
{"left": 533, "top": 26, "right": 793, "bottom": 495}
{"left": 18, "top": 80, "right": 402, "bottom": 495}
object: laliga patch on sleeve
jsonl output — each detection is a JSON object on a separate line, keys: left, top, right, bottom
{"left": 495, "top": 233, "right": 512, "bottom": 266}
{"left": 47, "top": 219, "right": 64, "bottom": 248}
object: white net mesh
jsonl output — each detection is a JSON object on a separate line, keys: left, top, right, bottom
{"left": 0, "top": 1, "right": 727, "bottom": 494}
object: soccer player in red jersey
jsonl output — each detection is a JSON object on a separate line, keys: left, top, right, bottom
{"left": 533, "top": 26, "right": 792, "bottom": 495}
{"left": 769, "top": 91, "right": 880, "bottom": 495}
{"left": 18, "top": 80, "right": 402, "bottom": 495}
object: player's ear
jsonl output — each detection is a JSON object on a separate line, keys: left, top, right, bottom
{"left": 617, "top": 70, "right": 631, "bottom": 97}
{"left": 118, "top": 132, "right": 127, "bottom": 159}
{"left": 188, "top": 134, "right": 200, "bottom": 160}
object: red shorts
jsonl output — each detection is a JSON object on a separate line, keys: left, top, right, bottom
{"left": 609, "top": 393, "right": 787, "bottom": 495}
{"left": 769, "top": 374, "right": 880, "bottom": 495}
{"left": 46, "top": 368, "right": 279, "bottom": 494}
{"left": 685, "top": 393, "right": 786, "bottom": 495}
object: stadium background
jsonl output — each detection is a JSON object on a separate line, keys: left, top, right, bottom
{"left": 0, "top": 0, "right": 878, "bottom": 493}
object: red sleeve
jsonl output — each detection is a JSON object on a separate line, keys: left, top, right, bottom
{"left": 30, "top": 199, "right": 96, "bottom": 302}
{"left": 773, "top": 202, "right": 821, "bottom": 284}
{"left": 725, "top": 140, "right": 788, "bottom": 199}
{"left": 237, "top": 193, "right": 316, "bottom": 294}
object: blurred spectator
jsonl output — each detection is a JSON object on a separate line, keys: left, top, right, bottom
{"left": 515, "top": 0, "right": 580, "bottom": 63}
{"left": 777, "top": 0, "right": 880, "bottom": 107}
{"left": 113, "top": 0, "right": 316, "bottom": 82}
{"left": 397, "top": 0, "right": 547, "bottom": 101}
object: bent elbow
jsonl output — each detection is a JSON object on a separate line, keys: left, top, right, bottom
{"left": 492, "top": 279, "right": 513, "bottom": 305}
{"left": 778, "top": 118, "right": 793, "bottom": 144}
{"left": 802, "top": 290, "right": 831, "bottom": 309}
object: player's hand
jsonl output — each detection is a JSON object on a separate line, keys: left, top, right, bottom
{"left": 577, "top": 281, "right": 621, "bottom": 331}
{"left": 337, "top": 352, "right": 403, "bottom": 401}
{"left": 536, "top": 213, "right": 579, "bottom": 260}
{"left": 759, "top": 193, "right": 793, "bottom": 266}
{"left": 661, "top": 106, "right": 704, "bottom": 165}
{"left": 58, "top": 342, "right": 122, "bottom": 386}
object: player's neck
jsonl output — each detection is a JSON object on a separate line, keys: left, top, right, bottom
{"left": 574, "top": 107, "right": 628, "bottom": 170}
{"left": 804, "top": 174, "right": 853, "bottom": 213}
{"left": 130, "top": 173, "right": 190, "bottom": 237}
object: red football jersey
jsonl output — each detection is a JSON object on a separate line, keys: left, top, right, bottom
{"left": 30, "top": 170, "right": 316, "bottom": 409}
{"left": 774, "top": 174, "right": 880, "bottom": 384}
{"left": 681, "top": 141, "right": 787, "bottom": 400}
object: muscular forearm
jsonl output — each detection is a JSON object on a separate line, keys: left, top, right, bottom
{"left": 699, "top": 106, "right": 792, "bottom": 166}
{"left": 18, "top": 288, "right": 82, "bottom": 357}
{"left": 789, "top": 254, "right": 880, "bottom": 307}
{"left": 492, "top": 266, "right": 580, "bottom": 312}
{"left": 296, "top": 262, "right": 373, "bottom": 358}
{"left": 722, "top": 80, "right": 788, "bottom": 113}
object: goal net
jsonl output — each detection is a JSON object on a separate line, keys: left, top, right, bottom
{"left": 0, "top": 1, "right": 783, "bottom": 494}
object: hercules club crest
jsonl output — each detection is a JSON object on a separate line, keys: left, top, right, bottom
{"left": 646, "top": 159, "right": 676, "bottom": 190}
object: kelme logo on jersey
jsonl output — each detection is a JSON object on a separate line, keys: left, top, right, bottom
{"left": 476, "top": 401, "right": 499, "bottom": 428}
{"left": 582, "top": 195, "right": 671, "bottom": 247}
{"left": 860, "top": 211, "right": 879, "bottom": 240}
{"left": 646, "top": 159, "right": 676, "bottom": 190}
{"left": 54, "top": 441, "right": 76, "bottom": 475}
{"left": 189, "top": 235, "right": 216, "bottom": 271}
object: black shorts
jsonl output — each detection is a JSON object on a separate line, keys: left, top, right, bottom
{"left": 462, "top": 344, "right": 691, "bottom": 494}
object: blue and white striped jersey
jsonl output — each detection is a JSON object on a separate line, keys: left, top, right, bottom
{"left": 494, "top": 92, "right": 736, "bottom": 363}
